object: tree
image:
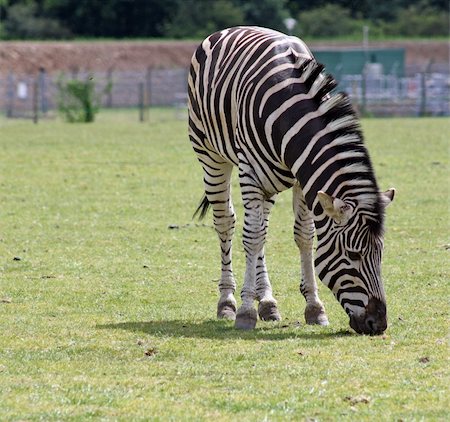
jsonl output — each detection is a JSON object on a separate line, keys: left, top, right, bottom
{"left": 286, "top": 0, "right": 449, "bottom": 21}
{"left": 1, "top": 0, "right": 448, "bottom": 40}
{"left": 296, "top": 4, "right": 365, "bottom": 38}
{"left": 3, "top": 1, "right": 71, "bottom": 39}
{"left": 42, "top": 0, "right": 179, "bottom": 38}
{"left": 237, "top": 0, "right": 290, "bottom": 32}
{"left": 163, "top": 0, "right": 244, "bottom": 39}
{"left": 382, "top": 4, "right": 450, "bottom": 36}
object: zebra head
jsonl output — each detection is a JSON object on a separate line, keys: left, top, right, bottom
{"left": 315, "top": 189, "right": 395, "bottom": 335}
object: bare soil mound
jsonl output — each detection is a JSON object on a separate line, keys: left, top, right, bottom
{"left": 0, "top": 41, "right": 199, "bottom": 75}
{"left": 0, "top": 39, "right": 448, "bottom": 75}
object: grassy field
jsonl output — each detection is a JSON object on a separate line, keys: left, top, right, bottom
{"left": 0, "top": 111, "right": 448, "bottom": 420}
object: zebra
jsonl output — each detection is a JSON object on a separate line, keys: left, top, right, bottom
{"left": 188, "top": 26, "right": 395, "bottom": 335}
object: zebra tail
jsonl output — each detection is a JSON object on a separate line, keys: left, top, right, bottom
{"left": 193, "top": 194, "right": 211, "bottom": 220}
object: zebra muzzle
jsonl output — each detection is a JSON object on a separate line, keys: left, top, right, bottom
{"left": 349, "top": 297, "right": 387, "bottom": 335}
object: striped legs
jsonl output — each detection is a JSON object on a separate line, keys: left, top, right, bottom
{"left": 256, "top": 198, "right": 281, "bottom": 322}
{"left": 212, "top": 171, "right": 238, "bottom": 320}
{"left": 195, "top": 144, "right": 237, "bottom": 320}
{"left": 293, "top": 183, "right": 329, "bottom": 325}
{"left": 235, "top": 161, "right": 281, "bottom": 329}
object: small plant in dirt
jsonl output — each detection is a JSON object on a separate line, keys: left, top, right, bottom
{"left": 57, "top": 74, "right": 111, "bottom": 123}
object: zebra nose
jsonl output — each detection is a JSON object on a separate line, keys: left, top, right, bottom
{"left": 365, "top": 297, "right": 387, "bottom": 334}
{"left": 365, "top": 314, "right": 387, "bottom": 335}
{"left": 349, "top": 298, "right": 387, "bottom": 335}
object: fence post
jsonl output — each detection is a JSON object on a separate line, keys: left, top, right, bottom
{"left": 146, "top": 67, "right": 152, "bottom": 121}
{"left": 419, "top": 72, "right": 427, "bottom": 116}
{"left": 361, "top": 66, "right": 367, "bottom": 116}
{"left": 418, "top": 60, "right": 433, "bottom": 117}
{"left": 38, "top": 67, "right": 48, "bottom": 114}
{"left": 33, "top": 77, "right": 39, "bottom": 124}
{"left": 6, "top": 72, "right": 14, "bottom": 118}
{"left": 351, "top": 80, "right": 360, "bottom": 116}
{"left": 106, "top": 68, "right": 113, "bottom": 108}
{"left": 138, "top": 81, "right": 148, "bottom": 122}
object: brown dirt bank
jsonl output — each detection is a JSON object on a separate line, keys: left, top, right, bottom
{"left": 0, "top": 39, "right": 448, "bottom": 75}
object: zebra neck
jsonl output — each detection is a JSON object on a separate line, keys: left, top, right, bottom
{"left": 277, "top": 92, "right": 380, "bottom": 217}
{"left": 288, "top": 127, "right": 379, "bottom": 216}
{"left": 296, "top": 158, "right": 379, "bottom": 215}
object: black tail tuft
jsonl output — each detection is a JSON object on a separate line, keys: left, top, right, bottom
{"left": 193, "top": 194, "right": 211, "bottom": 220}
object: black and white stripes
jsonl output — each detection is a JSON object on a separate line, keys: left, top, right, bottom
{"left": 188, "top": 26, "right": 394, "bottom": 335}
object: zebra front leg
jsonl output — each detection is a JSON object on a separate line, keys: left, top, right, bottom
{"left": 293, "top": 183, "right": 329, "bottom": 325}
{"left": 256, "top": 197, "right": 281, "bottom": 322}
{"left": 235, "top": 169, "right": 268, "bottom": 329}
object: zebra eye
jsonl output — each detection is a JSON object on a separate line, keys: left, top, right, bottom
{"left": 348, "top": 251, "right": 362, "bottom": 261}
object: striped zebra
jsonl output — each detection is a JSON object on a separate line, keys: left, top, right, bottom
{"left": 188, "top": 26, "right": 395, "bottom": 335}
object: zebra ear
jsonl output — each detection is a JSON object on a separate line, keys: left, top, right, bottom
{"left": 380, "top": 188, "right": 395, "bottom": 207}
{"left": 318, "top": 191, "right": 352, "bottom": 223}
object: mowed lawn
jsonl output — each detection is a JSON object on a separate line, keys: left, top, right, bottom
{"left": 0, "top": 111, "right": 448, "bottom": 420}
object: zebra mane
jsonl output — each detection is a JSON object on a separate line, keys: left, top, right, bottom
{"left": 297, "top": 58, "right": 385, "bottom": 234}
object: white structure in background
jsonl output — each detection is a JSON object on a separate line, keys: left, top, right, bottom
{"left": 283, "top": 18, "right": 297, "bottom": 35}
{"left": 17, "top": 82, "right": 28, "bottom": 99}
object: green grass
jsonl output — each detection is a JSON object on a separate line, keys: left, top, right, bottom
{"left": 0, "top": 111, "right": 448, "bottom": 420}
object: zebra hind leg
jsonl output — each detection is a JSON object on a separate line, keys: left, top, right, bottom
{"left": 292, "top": 183, "right": 329, "bottom": 326}
{"left": 214, "top": 194, "right": 238, "bottom": 320}
{"left": 198, "top": 159, "right": 237, "bottom": 320}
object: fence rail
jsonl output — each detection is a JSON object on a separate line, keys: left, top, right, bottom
{"left": 0, "top": 68, "right": 449, "bottom": 120}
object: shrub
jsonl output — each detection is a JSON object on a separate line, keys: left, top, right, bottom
{"left": 57, "top": 76, "right": 111, "bottom": 123}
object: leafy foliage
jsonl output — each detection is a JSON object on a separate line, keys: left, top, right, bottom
{"left": 0, "top": 0, "right": 448, "bottom": 39}
{"left": 163, "top": 0, "right": 244, "bottom": 39}
{"left": 2, "top": 2, "right": 71, "bottom": 39}
{"left": 381, "top": 5, "right": 450, "bottom": 36}
{"left": 295, "top": 2, "right": 449, "bottom": 39}
{"left": 296, "top": 4, "right": 365, "bottom": 38}
{"left": 238, "top": 0, "right": 290, "bottom": 32}
{"left": 57, "top": 76, "right": 111, "bottom": 123}
{"left": 42, "top": 0, "right": 179, "bottom": 38}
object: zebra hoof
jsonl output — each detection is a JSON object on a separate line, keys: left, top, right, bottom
{"left": 305, "top": 304, "right": 329, "bottom": 326}
{"left": 217, "top": 300, "right": 237, "bottom": 320}
{"left": 235, "top": 307, "right": 257, "bottom": 330}
{"left": 258, "top": 300, "right": 281, "bottom": 321}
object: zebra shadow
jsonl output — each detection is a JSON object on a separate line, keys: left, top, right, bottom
{"left": 97, "top": 319, "right": 353, "bottom": 341}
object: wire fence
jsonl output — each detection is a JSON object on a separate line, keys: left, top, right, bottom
{"left": 0, "top": 68, "right": 189, "bottom": 121}
{"left": 341, "top": 72, "right": 450, "bottom": 116}
{"left": 0, "top": 67, "right": 449, "bottom": 121}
